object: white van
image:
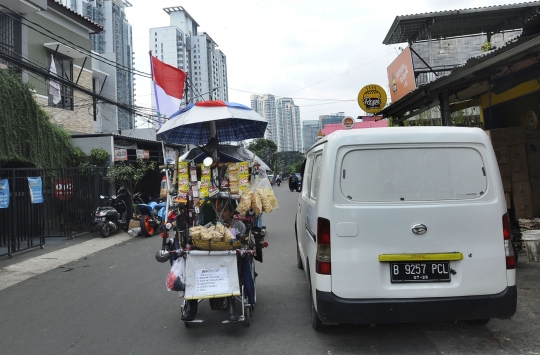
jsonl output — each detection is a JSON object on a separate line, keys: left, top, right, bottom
{"left": 295, "top": 127, "right": 517, "bottom": 330}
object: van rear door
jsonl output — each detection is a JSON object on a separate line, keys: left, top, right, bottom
{"left": 330, "top": 144, "right": 508, "bottom": 299}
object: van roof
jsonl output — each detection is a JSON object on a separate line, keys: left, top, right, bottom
{"left": 308, "top": 127, "right": 489, "bottom": 153}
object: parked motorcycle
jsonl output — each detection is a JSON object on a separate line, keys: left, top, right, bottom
{"left": 136, "top": 195, "right": 167, "bottom": 237}
{"left": 94, "top": 187, "right": 129, "bottom": 238}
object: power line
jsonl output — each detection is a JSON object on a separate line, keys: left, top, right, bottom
{"left": 0, "top": 3, "right": 152, "bottom": 79}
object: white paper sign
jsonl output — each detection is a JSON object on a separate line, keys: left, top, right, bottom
{"left": 195, "top": 267, "right": 229, "bottom": 294}
{"left": 184, "top": 251, "right": 240, "bottom": 300}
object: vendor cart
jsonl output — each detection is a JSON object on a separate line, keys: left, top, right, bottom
{"left": 153, "top": 100, "right": 274, "bottom": 328}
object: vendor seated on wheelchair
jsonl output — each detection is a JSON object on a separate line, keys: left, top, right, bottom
{"left": 181, "top": 201, "right": 246, "bottom": 322}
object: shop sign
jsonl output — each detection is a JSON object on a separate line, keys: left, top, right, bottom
{"left": 342, "top": 116, "right": 355, "bottom": 129}
{"left": 136, "top": 149, "right": 150, "bottom": 159}
{"left": 358, "top": 84, "right": 387, "bottom": 114}
{"left": 114, "top": 148, "right": 128, "bottom": 161}
{"left": 54, "top": 178, "right": 74, "bottom": 200}
{"left": 387, "top": 46, "right": 416, "bottom": 102}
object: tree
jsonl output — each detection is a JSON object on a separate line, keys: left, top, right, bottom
{"left": 247, "top": 138, "right": 277, "bottom": 167}
{"left": 104, "top": 158, "right": 157, "bottom": 207}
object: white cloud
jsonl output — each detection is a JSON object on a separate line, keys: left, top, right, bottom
{"left": 125, "top": 0, "right": 523, "bottom": 124}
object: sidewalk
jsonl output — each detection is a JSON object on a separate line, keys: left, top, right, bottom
{"left": 0, "top": 231, "right": 134, "bottom": 291}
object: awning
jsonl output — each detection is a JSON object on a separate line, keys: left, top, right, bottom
{"left": 44, "top": 42, "right": 87, "bottom": 59}
{"left": 383, "top": 2, "right": 540, "bottom": 45}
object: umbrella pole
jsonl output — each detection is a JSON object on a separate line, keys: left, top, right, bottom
{"left": 161, "top": 141, "right": 170, "bottom": 226}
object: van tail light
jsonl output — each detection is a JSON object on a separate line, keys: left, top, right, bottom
{"left": 503, "top": 213, "right": 516, "bottom": 269}
{"left": 316, "top": 217, "right": 331, "bottom": 275}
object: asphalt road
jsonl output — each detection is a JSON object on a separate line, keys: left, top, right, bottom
{"left": 1, "top": 185, "right": 539, "bottom": 355}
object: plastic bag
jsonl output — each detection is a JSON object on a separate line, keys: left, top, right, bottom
{"left": 166, "top": 257, "right": 186, "bottom": 296}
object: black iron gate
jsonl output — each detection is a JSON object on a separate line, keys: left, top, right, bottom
{"left": 0, "top": 167, "right": 110, "bottom": 258}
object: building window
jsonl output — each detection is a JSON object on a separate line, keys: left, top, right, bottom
{"left": 155, "top": 38, "right": 157, "bottom": 42}
{"left": 47, "top": 54, "right": 73, "bottom": 110}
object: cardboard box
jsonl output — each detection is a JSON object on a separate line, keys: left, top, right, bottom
{"left": 510, "top": 144, "right": 529, "bottom": 183}
{"left": 129, "top": 219, "right": 140, "bottom": 230}
{"left": 485, "top": 127, "right": 526, "bottom": 147}
{"left": 530, "top": 177, "right": 540, "bottom": 217}
{"left": 512, "top": 181, "right": 533, "bottom": 219}
{"left": 526, "top": 139, "right": 540, "bottom": 178}
{"left": 493, "top": 146, "right": 510, "bottom": 164}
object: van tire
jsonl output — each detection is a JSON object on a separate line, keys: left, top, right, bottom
{"left": 466, "top": 318, "right": 490, "bottom": 326}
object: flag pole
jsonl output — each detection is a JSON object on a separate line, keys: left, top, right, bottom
{"left": 149, "top": 51, "right": 163, "bottom": 128}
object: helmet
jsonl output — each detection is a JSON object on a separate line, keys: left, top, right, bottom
{"left": 155, "top": 249, "right": 170, "bottom": 263}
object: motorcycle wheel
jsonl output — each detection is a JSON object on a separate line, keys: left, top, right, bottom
{"left": 100, "top": 223, "right": 111, "bottom": 238}
{"left": 140, "top": 215, "right": 155, "bottom": 237}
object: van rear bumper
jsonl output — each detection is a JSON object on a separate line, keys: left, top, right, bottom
{"left": 316, "top": 286, "right": 517, "bottom": 325}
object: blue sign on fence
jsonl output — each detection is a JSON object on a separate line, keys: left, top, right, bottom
{"left": 0, "top": 179, "right": 9, "bottom": 208}
{"left": 27, "top": 177, "right": 44, "bottom": 204}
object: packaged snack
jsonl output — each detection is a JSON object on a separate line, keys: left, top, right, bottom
{"left": 227, "top": 163, "right": 238, "bottom": 172}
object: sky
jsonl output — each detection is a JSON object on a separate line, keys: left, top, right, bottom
{"left": 124, "top": 0, "right": 523, "bottom": 126}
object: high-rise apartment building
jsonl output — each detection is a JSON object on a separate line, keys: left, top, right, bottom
{"left": 302, "top": 120, "right": 319, "bottom": 153}
{"left": 250, "top": 94, "right": 276, "bottom": 141}
{"left": 319, "top": 112, "right": 345, "bottom": 130}
{"left": 62, "top": 0, "right": 135, "bottom": 132}
{"left": 276, "top": 98, "right": 301, "bottom": 152}
{"left": 149, "top": 7, "right": 228, "bottom": 116}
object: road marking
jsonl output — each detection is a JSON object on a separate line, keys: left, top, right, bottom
{"left": 0, "top": 233, "right": 134, "bottom": 291}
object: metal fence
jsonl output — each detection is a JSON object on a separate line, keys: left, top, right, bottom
{"left": 0, "top": 167, "right": 110, "bottom": 258}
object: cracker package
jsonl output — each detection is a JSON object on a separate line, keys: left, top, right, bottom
{"left": 178, "top": 162, "right": 189, "bottom": 192}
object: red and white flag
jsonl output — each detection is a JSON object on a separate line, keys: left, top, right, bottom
{"left": 150, "top": 56, "right": 187, "bottom": 118}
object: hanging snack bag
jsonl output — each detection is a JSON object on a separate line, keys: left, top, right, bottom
{"left": 238, "top": 162, "right": 250, "bottom": 193}
{"left": 264, "top": 188, "right": 279, "bottom": 209}
{"left": 178, "top": 162, "right": 190, "bottom": 193}
{"left": 237, "top": 189, "right": 252, "bottom": 215}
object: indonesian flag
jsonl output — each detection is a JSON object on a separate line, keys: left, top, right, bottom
{"left": 151, "top": 56, "right": 187, "bottom": 119}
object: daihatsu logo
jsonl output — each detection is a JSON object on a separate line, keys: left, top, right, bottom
{"left": 412, "top": 224, "right": 427, "bottom": 235}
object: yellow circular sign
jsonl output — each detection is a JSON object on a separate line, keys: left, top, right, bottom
{"left": 357, "top": 84, "right": 387, "bottom": 114}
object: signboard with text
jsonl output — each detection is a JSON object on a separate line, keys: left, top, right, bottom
{"left": 358, "top": 84, "right": 387, "bottom": 114}
{"left": 387, "top": 46, "right": 416, "bottom": 102}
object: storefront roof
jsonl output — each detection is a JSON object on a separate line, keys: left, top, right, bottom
{"left": 383, "top": 2, "right": 540, "bottom": 45}
{"left": 380, "top": 14, "right": 540, "bottom": 123}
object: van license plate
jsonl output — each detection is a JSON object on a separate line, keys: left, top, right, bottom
{"left": 390, "top": 262, "right": 451, "bottom": 283}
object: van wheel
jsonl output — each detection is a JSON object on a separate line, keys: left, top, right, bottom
{"left": 466, "top": 318, "right": 490, "bottom": 326}
{"left": 311, "top": 291, "right": 329, "bottom": 330}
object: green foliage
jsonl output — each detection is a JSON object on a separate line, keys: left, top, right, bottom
{"left": 70, "top": 146, "right": 87, "bottom": 166}
{"left": 90, "top": 147, "right": 109, "bottom": 164}
{"left": 0, "top": 69, "right": 73, "bottom": 168}
{"left": 104, "top": 158, "right": 157, "bottom": 205}
{"left": 481, "top": 42, "right": 493, "bottom": 52}
{"left": 274, "top": 151, "right": 304, "bottom": 174}
{"left": 291, "top": 161, "right": 303, "bottom": 174}
{"left": 247, "top": 138, "right": 277, "bottom": 161}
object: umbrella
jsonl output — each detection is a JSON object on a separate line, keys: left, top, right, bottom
{"left": 156, "top": 100, "right": 268, "bottom": 145}
{"left": 178, "top": 144, "right": 271, "bottom": 171}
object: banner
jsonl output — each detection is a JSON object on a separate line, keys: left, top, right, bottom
{"left": 0, "top": 179, "right": 9, "bottom": 208}
{"left": 27, "top": 177, "right": 44, "bottom": 204}
{"left": 387, "top": 46, "right": 416, "bottom": 102}
{"left": 114, "top": 148, "right": 128, "bottom": 161}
